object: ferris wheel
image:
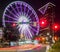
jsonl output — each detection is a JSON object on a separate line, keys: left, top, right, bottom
{"left": 2, "top": 1, "right": 39, "bottom": 39}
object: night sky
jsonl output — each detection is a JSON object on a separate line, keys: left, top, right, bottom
{"left": 0, "top": 0, "right": 60, "bottom": 27}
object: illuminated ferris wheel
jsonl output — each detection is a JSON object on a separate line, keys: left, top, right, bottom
{"left": 2, "top": 1, "right": 39, "bottom": 39}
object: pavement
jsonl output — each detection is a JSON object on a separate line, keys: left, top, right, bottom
{"left": 0, "top": 44, "right": 47, "bottom": 52}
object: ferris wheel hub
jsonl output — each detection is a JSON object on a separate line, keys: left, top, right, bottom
{"left": 18, "top": 16, "right": 29, "bottom": 24}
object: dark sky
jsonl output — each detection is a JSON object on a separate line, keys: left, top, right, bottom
{"left": 0, "top": 0, "right": 60, "bottom": 27}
